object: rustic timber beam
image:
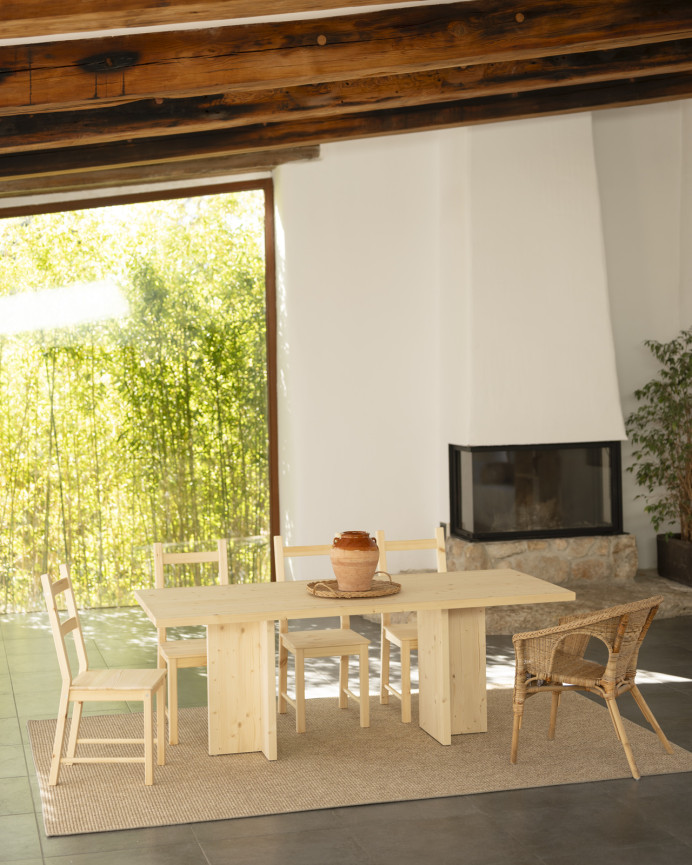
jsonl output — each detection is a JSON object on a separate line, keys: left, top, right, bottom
{"left": 2, "top": 1, "right": 692, "bottom": 115}
{"left": 0, "top": 1, "right": 402, "bottom": 42}
{"left": 2, "top": 71, "right": 692, "bottom": 182}
{"left": 3, "top": 40, "right": 692, "bottom": 154}
{"left": 0, "top": 146, "right": 320, "bottom": 203}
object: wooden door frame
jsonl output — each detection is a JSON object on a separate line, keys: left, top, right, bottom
{"left": 6, "top": 178, "right": 279, "bottom": 579}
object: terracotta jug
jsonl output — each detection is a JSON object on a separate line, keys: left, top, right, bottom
{"left": 330, "top": 530, "right": 379, "bottom": 592}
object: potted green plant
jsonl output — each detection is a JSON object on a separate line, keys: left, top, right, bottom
{"left": 625, "top": 328, "right": 692, "bottom": 585}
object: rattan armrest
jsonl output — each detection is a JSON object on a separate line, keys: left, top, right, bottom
{"left": 512, "top": 618, "right": 596, "bottom": 644}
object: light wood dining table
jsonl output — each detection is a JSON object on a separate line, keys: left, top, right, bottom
{"left": 135, "top": 569, "right": 575, "bottom": 759}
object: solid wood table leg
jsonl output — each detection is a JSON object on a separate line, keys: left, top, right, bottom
{"left": 417, "top": 608, "right": 451, "bottom": 745}
{"left": 206, "top": 620, "right": 277, "bottom": 759}
{"left": 449, "top": 606, "right": 487, "bottom": 734}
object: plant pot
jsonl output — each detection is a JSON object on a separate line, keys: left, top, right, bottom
{"left": 656, "top": 533, "right": 692, "bottom": 586}
{"left": 330, "top": 531, "right": 379, "bottom": 592}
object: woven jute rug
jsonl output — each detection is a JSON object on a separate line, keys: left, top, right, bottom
{"left": 28, "top": 688, "right": 692, "bottom": 837}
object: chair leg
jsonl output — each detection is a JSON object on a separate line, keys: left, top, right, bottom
{"left": 66, "top": 700, "right": 83, "bottom": 760}
{"left": 339, "top": 655, "right": 349, "bottom": 709}
{"left": 278, "top": 641, "right": 288, "bottom": 714}
{"left": 295, "top": 649, "right": 306, "bottom": 733}
{"left": 548, "top": 690, "right": 561, "bottom": 740}
{"left": 143, "top": 691, "right": 154, "bottom": 785}
{"left": 49, "top": 689, "right": 71, "bottom": 786}
{"left": 156, "top": 680, "right": 166, "bottom": 766}
{"left": 167, "top": 659, "right": 179, "bottom": 745}
{"left": 605, "top": 695, "right": 640, "bottom": 780}
{"left": 380, "top": 630, "right": 390, "bottom": 704}
{"left": 510, "top": 701, "right": 522, "bottom": 764}
{"left": 400, "top": 641, "right": 412, "bottom": 723}
{"left": 359, "top": 646, "right": 370, "bottom": 728}
{"left": 630, "top": 684, "right": 674, "bottom": 754}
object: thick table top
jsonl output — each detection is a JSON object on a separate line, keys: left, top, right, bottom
{"left": 134, "top": 569, "right": 575, "bottom": 628}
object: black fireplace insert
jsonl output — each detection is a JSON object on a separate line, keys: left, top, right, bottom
{"left": 449, "top": 442, "right": 623, "bottom": 541}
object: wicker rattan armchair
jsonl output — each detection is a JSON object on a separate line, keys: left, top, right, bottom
{"left": 510, "top": 595, "right": 673, "bottom": 779}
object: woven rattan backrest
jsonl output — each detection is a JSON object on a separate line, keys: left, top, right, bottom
{"left": 273, "top": 535, "right": 349, "bottom": 629}
{"left": 550, "top": 596, "right": 663, "bottom": 683}
{"left": 152, "top": 539, "right": 229, "bottom": 644}
{"left": 41, "top": 564, "right": 89, "bottom": 686}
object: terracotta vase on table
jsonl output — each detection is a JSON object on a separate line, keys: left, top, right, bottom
{"left": 330, "top": 530, "right": 379, "bottom": 592}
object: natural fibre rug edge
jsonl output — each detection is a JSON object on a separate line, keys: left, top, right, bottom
{"left": 28, "top": 688, "right": 692, "bottom": 837}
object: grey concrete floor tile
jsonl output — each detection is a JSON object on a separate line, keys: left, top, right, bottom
{"left": 0, "top": 716, "right": 22, "bottom": 746}
{"left": 335, "top": 794, "right": 481, "bottom": 826}
{"left": 347, "top": 812, "right": 532, "bottom": 865}
{"left": 498, "top": 796, "right": 679, "bottom": 856}
{"left": 42, "top": 841, "right": 209, "bottom": 865}
{"left": 13, "top": 693, "right": 63, "bottom": 719}
{"left": 0, "top": 812, "right": 43, "bottom": 862}
{"left": 0, "top": 743, "right": 29, "bottom": 779}
{"left": 0, "top": 777, "right": 34, "bottom": 816}
{"left": 8, "top": 672, "right": 62, "bottom": 697}
{"left": 200, "top": 826, "right": 370, "bottom": 865}
{"left": 192, "top": 808, "right": 345, "bottom": 842}
{"left": 0, "top": 692, "right": 17, "bottom": 719}
{"left": 546, "top": 839, "right": 692, "bottom": 865}
{"left": 0, "top": 855, "right": 43, "bottom": 865}
{"left": 3, "top": 638, "right": 56, "bottom": 660}
{"left": 39, "top": 823, "right": 198, "bottom": 859}
{"left": 96, "top": 649, "right": 158, "bottom": 668}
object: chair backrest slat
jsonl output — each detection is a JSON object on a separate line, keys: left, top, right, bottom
{"left": 42, "top": 565, "right": 90, "bottom": 686}
{"left": 376, "top": 526, "right": 447, "bottom": 574}
{"left": 152, "top": 539, "right": 230, "bottom": 644}
{"left": 273, "top": 535, "right": 350, "bottom": 629}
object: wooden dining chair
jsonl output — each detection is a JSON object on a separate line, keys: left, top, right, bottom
{"left": 42, "top": 565, "right": 166, "bottom": 786}
{"left": 510, "top": 595, "right": 674, "bottom": 779}
{"left": 273, "top": 535, "right": 370, "bottom": 733}
{"left": 153, "top": 539, "right": 229, "bottom": 744}
{"left": 376, "top": 526, "right": 447, "bottom": 723}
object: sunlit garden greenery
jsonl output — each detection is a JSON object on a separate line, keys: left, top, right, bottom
{"left": 0, "top": 191, "right": 270, "bottom": 612}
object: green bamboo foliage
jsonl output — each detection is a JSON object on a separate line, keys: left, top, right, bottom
{"left": 0, "top": 193, "right": 270, "bottom": 611}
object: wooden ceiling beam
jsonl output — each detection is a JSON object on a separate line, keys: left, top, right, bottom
{"left": 0, "top": 2, "right": 401, "bottom": 42}
{"left": 3, "top": 40, "right": 692, "bottom": 154}
{"left": 3, "top": 70, "right": 692, "bottom": 182}
{"left": 0, "top": 146, "right": 320, "bottom": 202}
{"left": 2, "top": 1, "right": 692, "bottom": 115}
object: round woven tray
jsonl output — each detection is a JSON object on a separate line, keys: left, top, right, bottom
{"left": 306, "top": 577, "right": 401, "bottom": 599}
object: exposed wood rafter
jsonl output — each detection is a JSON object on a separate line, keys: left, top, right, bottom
{"left": 2, "top": 0, "right": 692, "bottom": 200}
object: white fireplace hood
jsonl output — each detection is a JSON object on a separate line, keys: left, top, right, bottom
{"left": 439, "top": 114, "right": 627, "bottom": 447}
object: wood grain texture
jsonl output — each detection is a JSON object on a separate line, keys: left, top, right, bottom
{"left": 0, "top": 1, "right": 406, "bottom": 41}
{"left": 3, "top": 1, "right": 692, "bottom": 114}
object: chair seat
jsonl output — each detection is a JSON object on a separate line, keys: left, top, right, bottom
{"left": 72, "top": 667, "right": 166, "bottom": 692}
{"left": 384, "top": 622, "right": 418, "bottom": 646}
{"left": 158, "top": 637, "right": 207, "bottom": 662}
{"left": 531, "top": 651, "right": 606, "bottom": 688}
{"left": 282, "top": 628, "right": 370, "bottom": 654}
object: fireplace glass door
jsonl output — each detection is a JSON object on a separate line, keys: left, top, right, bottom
{"left": 449, "top": 442, "right": 622, "bottom": 541}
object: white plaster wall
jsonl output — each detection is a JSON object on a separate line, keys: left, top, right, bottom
{"left": 593, "top": 100, "right": 692, "bottom": 567}
{"left": 274, "top": 105, "right": 690, "bottom": 574}
{"left": 273, "top": 135, "right": 442, "bottom": 576}
{"left": 463, "top": 114, "right": 625, "bottom": 446}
